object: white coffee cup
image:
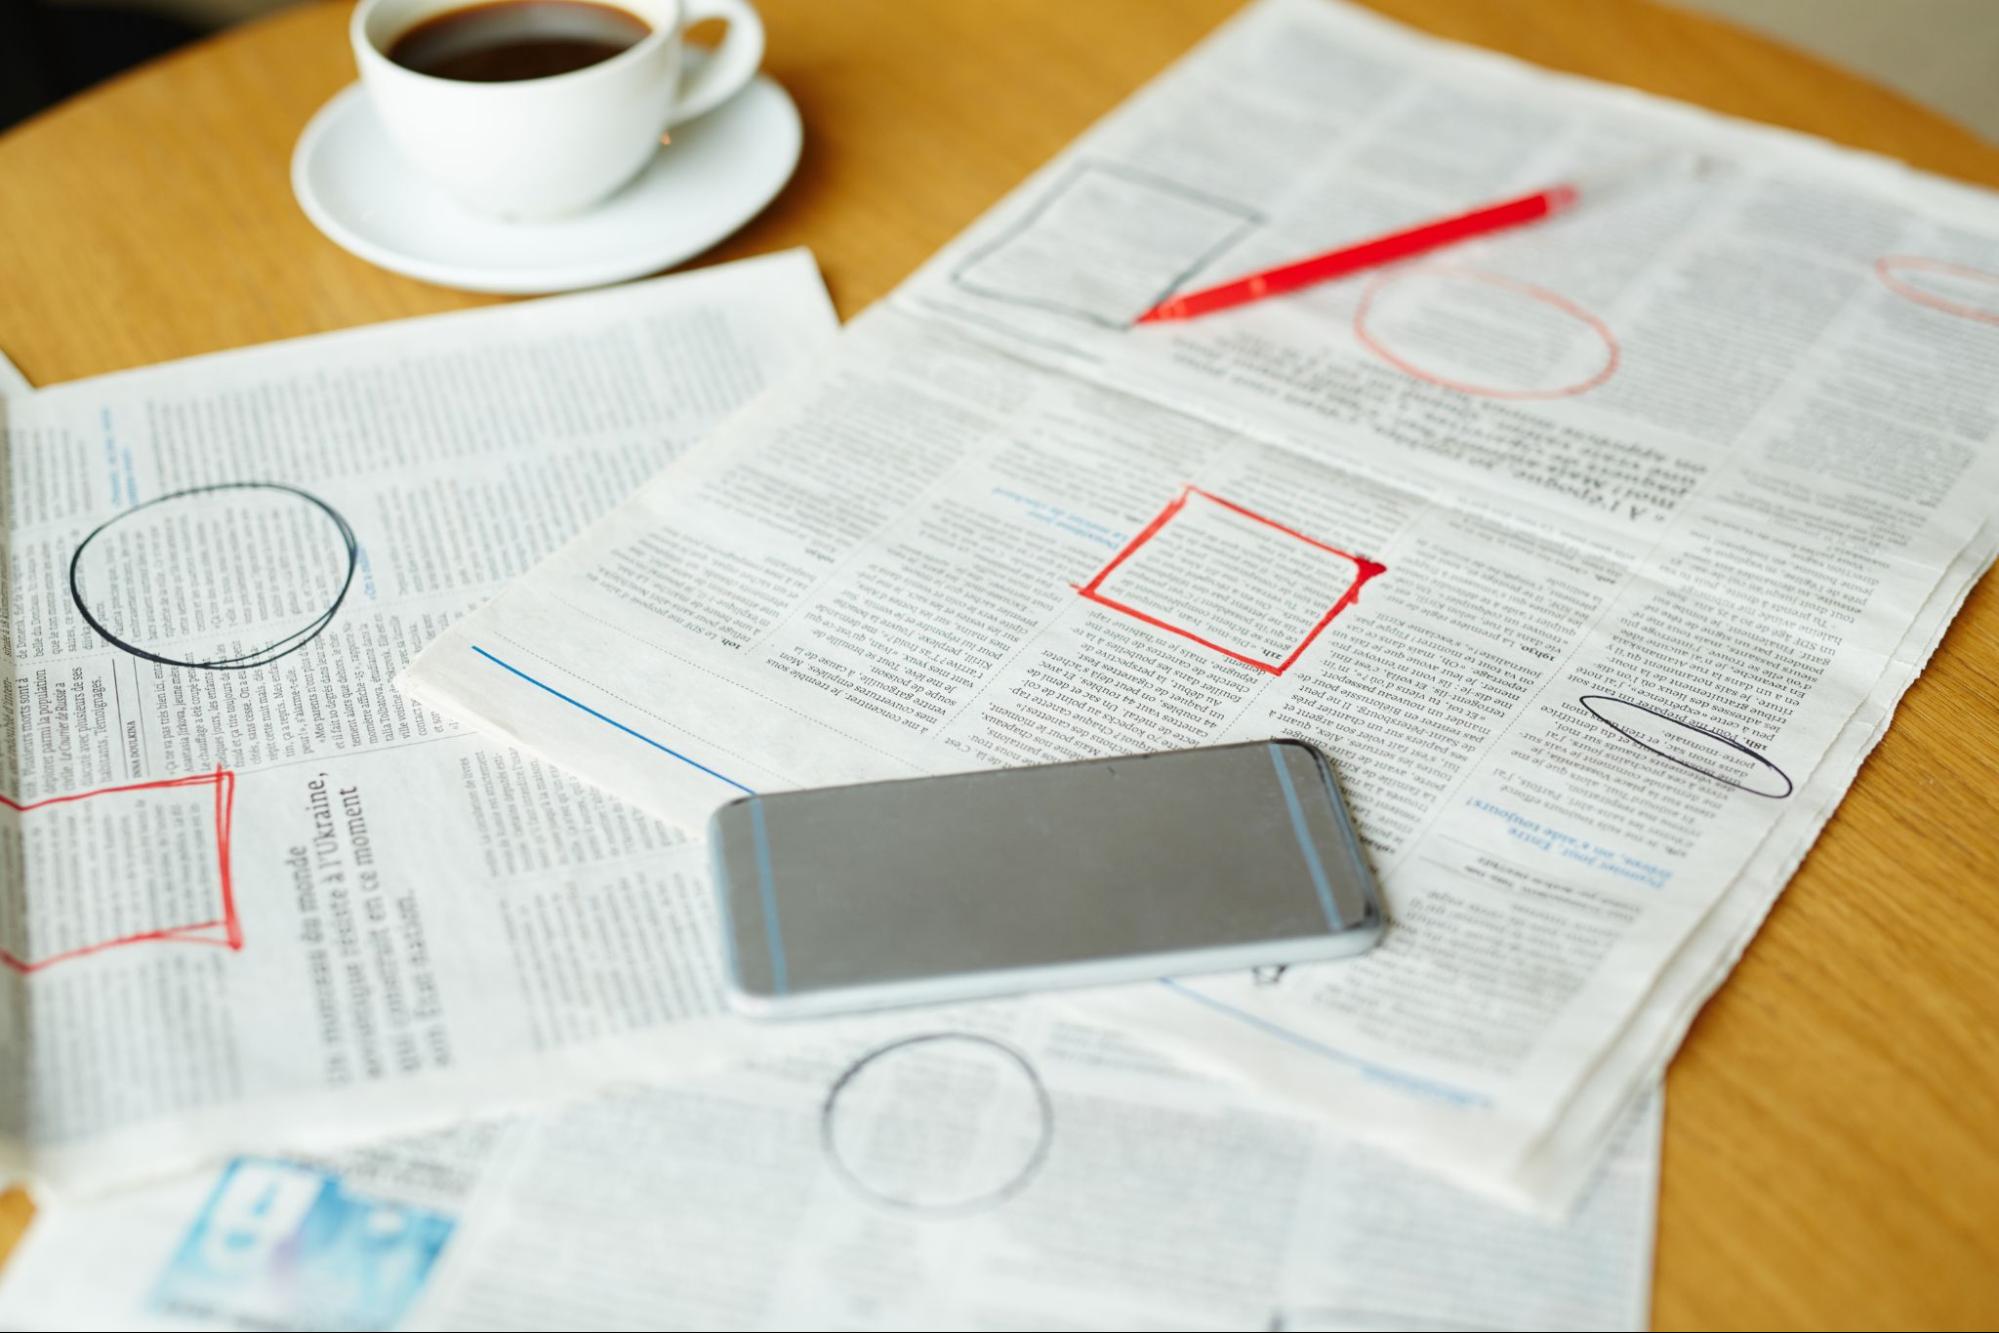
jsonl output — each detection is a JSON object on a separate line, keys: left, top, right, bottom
{"left": 352, "top": 0, "right": 764, "bottom": 220}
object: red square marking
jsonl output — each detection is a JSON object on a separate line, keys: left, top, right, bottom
{"left": 0, "top": 768, "right": 240, "bottom": 974}
{"left": 1077, "top": 487, "right": 1384, "bottom": 676}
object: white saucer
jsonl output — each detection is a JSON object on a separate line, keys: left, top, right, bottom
{"left": 292, "top": 75, "right": 802, "bottom": 294}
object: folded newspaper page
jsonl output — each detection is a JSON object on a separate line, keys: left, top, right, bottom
{"left": 0, "top": 1002, "right": 1657, "bottom": 1331}
{"left": 402, "top": 0, "right": 1999, "bottom": 1210}
{"left": 0, "top": 251, "right": 837, "bottom": 1195}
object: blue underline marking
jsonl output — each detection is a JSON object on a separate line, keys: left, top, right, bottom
{"left": 469, "top": 645, "right": 755, "bottom": 795}
{"left": 1159, "top": 979, "right": 1490, "bottom": 1108}
{"left": 748, "top": 797, "right": 788, "bottom": 994}
{"left": 1268, "top": 742, "right": 1341, "bottom": 931}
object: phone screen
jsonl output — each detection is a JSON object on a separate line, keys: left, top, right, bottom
{"left": 708, "top": 739, "right": 1383, "bottom": 1018}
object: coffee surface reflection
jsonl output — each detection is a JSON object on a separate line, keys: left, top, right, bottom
{"left": 387, "top": 0, "right": 652, "bottom": 83}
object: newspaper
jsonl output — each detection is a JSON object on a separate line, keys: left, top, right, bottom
{"left": 0, "top": 250, "right": 838, "bottom": 1195}
{"left": 0, "top": 354, "right": 30, "bottom": 402}
{"left": 0, "top": 262, "right": 1666, "bottom": 1326}
{"left": 0, "top": 1003, "right": 1658, "bottom": 1331}
{"left": 401, "top": 0, "right": 1999, "bottom": 1212}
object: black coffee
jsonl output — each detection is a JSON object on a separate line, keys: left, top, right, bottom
{"left": 388, "top": 0, "right": 651, "bottom": 83}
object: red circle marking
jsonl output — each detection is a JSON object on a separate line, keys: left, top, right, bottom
{"left": 1352, "top": 266, "right": 1621, "bottom": 401}
{"left": 1874, "top": 254, "right": 1999, "bottom": 327}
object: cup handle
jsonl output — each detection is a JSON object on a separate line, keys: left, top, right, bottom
{"left": 669, "top": 0, "right": 765, "bottom": 126}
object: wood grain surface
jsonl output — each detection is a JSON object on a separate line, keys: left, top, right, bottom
{"left": 1, "top": 2, "right": 1996, "bottom": 1327}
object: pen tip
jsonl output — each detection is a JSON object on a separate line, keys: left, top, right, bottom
{"left": 1133, "top": 307, "right": 1167, "bottom": 326}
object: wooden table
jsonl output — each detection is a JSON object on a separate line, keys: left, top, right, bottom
{"left": 3, "top": 0, "right": 1996, "bottom": 1325}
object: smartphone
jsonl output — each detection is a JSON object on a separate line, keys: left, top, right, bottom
{"left": 707, "top": 739, "right": 1384, "bottom": 1019}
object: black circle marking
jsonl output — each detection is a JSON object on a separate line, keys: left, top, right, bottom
{"left": 1578, "top": 693, "right": 1793, "bottom": 799}
{"left": 819, "top": 1033, "right": 1054, "bottom": 1216}
{"left": 68, "top": 482, "right": 359, "bottom": 671}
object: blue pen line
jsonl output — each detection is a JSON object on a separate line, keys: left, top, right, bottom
{"left": 747, "top": 797, "right": 788, "bottom": 994}
{"left": 469, "top": 644, "right": 755, "bottom": 795}
{"left": 1268, "top": 742, "right": 1341, "bottom": 931}
{"left": 1159, "top": 979, "right": 1489, "bottom": 1107}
